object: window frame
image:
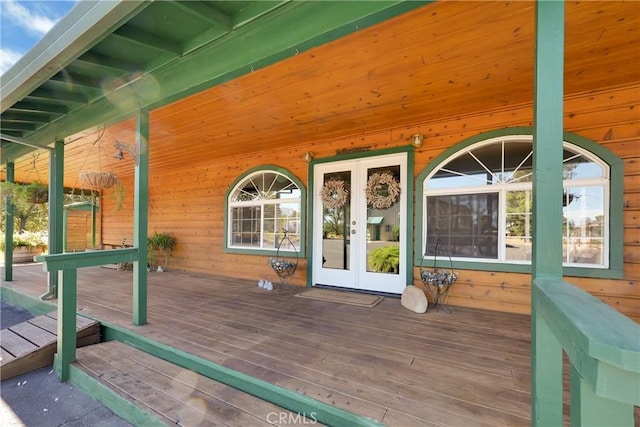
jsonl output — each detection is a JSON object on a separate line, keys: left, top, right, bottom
{"left": 224, "top": 165, "right": 306, "bottom": 257}
{"left": 415, "top": 128, "right": 623, "bottom": 279}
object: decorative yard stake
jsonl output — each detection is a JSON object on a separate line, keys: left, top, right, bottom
{"left": 269, "top": 229, "right": 298, "bottom": 289}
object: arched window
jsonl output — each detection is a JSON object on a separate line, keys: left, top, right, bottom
{"left": 226, "top": 167, "right": 304, "bottom": 254}
{"left": 419, "top": 134, "right": 618, "bottom": 273}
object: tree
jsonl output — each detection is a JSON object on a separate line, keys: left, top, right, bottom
{"left": 1, "top": 182, "right": 48, "bottom": 233}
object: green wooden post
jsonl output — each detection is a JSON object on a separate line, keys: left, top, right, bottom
{"left": 4, "top": 162, "right": 14, "bottom": 281}
{"left": 570, "top": 365, "right": 634, "bottom": 426}
{"left": 62, "top": 208, "right": 68, "bottom": 252}
{"left": 531, "top": 1, "right": 565, "bottom": 426}
{"left": 54, "top": 268, "right": 77, "bottom": 382}
{"left": 47, "top": 140, "right": 65, "bottom": 298}
{"left": 532, "top": 0, "right": 565, "bottom": 279}
{"left": 133, "top": 109, "right": 149, "bottom": 326}
{"left": 531, "top": 295, "right": 564, "bottom": 426}
{"left": 91, "top": 192, "right": 97, "bottom": 249}
{"left": 38, "top": 249, "right": 138, "bottom": 379}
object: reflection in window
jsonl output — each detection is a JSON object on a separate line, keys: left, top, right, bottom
{"left": 426, "top": 193, "right": 498, "bottom": 259}
{"left": 228, "top": 170, "right": 301, "bottom": 251}
{"left": 423, "top": 136, "right": 608, "bottom": 267}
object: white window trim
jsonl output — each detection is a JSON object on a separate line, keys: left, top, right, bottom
{"left": 422, "top": 135, "right": 610, "bottom": 268}
{"left": 227, "top": 170, "right": 301, "bottom": 252}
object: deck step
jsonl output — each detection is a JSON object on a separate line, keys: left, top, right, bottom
{"left": 75, "top": 341, "right": 317, "bottom": 426}
{"left": 0, "top": 311, "right": 100, "bottom": 380}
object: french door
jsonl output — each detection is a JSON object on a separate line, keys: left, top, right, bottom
{"left": 312, "top": 153, "right": 407, "bottom": 294}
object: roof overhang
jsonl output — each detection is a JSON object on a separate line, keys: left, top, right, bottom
{"left": 0, "top": 0, "right": 430, "bottom": 164}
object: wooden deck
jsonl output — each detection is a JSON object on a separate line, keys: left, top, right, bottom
{"left": 2, "top": 264, "right": 533, "bottom": 426}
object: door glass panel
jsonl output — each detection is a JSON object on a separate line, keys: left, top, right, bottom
{"left": 322, "top": 171, "right": 351, "bottom": 270}
{"left": 366, "top": 165, "right": 401, "bottom": 274}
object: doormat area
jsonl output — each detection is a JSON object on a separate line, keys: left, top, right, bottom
{"left": 295, "top": 288, "right": 384, "bottom": 308}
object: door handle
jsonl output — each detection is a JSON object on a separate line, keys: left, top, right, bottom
{"left": 351, "top": 229, "right": 356, "bottom": 234}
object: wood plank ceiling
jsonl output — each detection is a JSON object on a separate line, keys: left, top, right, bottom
{"left": 2, "top": 1, "right": 638, "bottom": 186}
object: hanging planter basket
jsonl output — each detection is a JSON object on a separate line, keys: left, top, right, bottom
{"left": 269, "top": 229, "right": 299, "bottom": 289}
{"left": 26, "top": 184, "right": 49, "bottom": 204}
{"left": 79, "top": 170, "right": 119, "bottom": 189}
{"left": 420, "top": 235, "right": 457, "bottom": 308}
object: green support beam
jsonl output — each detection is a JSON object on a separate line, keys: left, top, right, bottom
{"left": 531, "top": 1, "right": 565, "bottom": 426}
{"left": 133, "top": 109, "right": 149, "bottom": 326}
{"left": 4, "top": 162, "right": 15, "bottom": 281}
{"left": 91, "top": 193, "right": 97, "bottom": 249}
{"left": 532, "top": 0, "right": 565, "bottom": 281}
{"left": 42, "top": 140, "right": 64, "bottom": 299}
{"left": 54, "top": 268, "right": 77, "bottom": 381}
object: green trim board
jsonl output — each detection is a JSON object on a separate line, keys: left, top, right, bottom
{"left": 223, "top": 164, "right": 307, "bottom": 258}
{"left": 413, "top": 127, "right": 624, "bottom": 280}
{"left": 35, "top": 248, "right": 139, "bottom": 269}
{"left": 101, "top": 323, "right": 384, "bottom": 427}
{"left": 133, "top": 109, "right": 149, "bottom": 326}
{"left": 4, "top": 162, "right": 14, "bottom": 281}
{"left": 0, "top": 285, "right": 56, "bottom": 315}
{"left": 65, "top": 361, "right": 165, "bottom": 427}
{"left": 414, "top": 260, "right": 623, "bottom": 280}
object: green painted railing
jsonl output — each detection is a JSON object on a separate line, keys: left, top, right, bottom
{"left": 35, "top": 248, "right": 384, "bottom": 426}
{"left": 36, "top": 248, "right": 138, "bottom": 381}
{"left": 532, "top": 278, "right": 640, "bottom": 426}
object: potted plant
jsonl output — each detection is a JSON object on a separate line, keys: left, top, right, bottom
{"left": 147, "top": 231, "right": 177, "bottom": 272}
{"left": 0, "top": 231, "right": 48, "bottom": 263}
{"left": 368, "top": 245, "right": 400, "bottom": 273}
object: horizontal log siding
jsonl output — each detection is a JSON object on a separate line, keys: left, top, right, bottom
{"left": 100, "top": 84, "right": 638, "bottom": 320}
{"left": 65, "top": 211, "right": 97, "bottom": 251}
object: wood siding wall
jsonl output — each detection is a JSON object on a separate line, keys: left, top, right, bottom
{"left": 100, "top": 84, "right": 639, "bottom": 321}
{"left": 65, "top": 211, "right": 96, "bottom": 252}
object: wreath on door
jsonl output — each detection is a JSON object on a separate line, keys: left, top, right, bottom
{"left": 320, "top": 179, "right": 349, "bottom": 209}
{"left": 366, "top": 172, "right": 400, "bottom": 209}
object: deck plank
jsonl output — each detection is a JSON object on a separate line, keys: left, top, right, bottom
{"left": 27, "top": 313, "right": 58, "bottom": 334}
{"left": 9, "top": 321, "right": 57, "bottom": 347}
{"left": 2, "top": 265, "right": 537, "bottom": 426}
{"left": 0, "top": 347, "right": 16, "bottom": 364}
{"left": 76, "top": 341, "right": 309, "bottom": 426}
{"left": 0, "top": 329, "right": 38, "bottom": 357}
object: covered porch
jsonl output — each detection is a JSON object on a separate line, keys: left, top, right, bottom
{"left": 2, "top": 263, "right": 532, "bottom": 426}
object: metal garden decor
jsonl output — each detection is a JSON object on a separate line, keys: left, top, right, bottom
{"left": 269, "top": 229, "right": 298, "bottom": 289}
{"left": 420, "top": 235, "right": 457, "bottom": 308}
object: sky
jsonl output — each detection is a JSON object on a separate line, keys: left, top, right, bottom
{"left": 0, "top": 0, "right": 77, "bottom": 75}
